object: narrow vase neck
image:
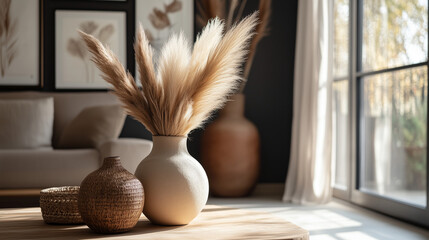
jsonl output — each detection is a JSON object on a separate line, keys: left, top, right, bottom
{"left": 220, "top": 94, "right": 245, "bottom": 117}
{"left": 102, "top": 156, "right": 122, "bottom": 168}
{"left": 151, "top": 136, "right": 188, "bottom": 155}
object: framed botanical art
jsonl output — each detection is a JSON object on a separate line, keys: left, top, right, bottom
{"left": 55, "top": 10, "right": 126, "bottom": 89}
{"left": 135, "top": 0, "right": 193, "bottom": 82}
{"left": 0, "top": 0, "right": 39, "bottom": 86}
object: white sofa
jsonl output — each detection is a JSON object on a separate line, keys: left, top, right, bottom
{"left": 0, "top": 91, "right": 152, "bottom": 189}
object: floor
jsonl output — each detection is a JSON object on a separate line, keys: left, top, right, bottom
{"left": 208, "top": 188, "right": 429, "bottom": 240}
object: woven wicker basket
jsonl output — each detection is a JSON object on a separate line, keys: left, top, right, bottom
{"left": 40, "top": 186, "right": 83, "bottom": 224}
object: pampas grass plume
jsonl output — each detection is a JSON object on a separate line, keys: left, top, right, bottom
{"left": 80, "top": 13, "right": 258, "bottom": 136}
{"left": 197, "top": 0, "right": 271, "bottom": 92}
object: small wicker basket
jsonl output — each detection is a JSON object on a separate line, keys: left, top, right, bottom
{"left": 40, "top": 186, "right": 83, "bottom": 224}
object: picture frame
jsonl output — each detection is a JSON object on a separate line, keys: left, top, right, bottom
{"left": 0, "top": 0, "right": 40, "bottom": 87}
{"left": 135, "top": 0, "right": 193, "bottom": 82}
{"left": 55, "top": 10, "right": 126, "bottom": 89}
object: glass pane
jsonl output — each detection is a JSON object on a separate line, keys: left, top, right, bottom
{"left": 333, "top": 0, "right": 349, "bottom": 78}
{"left": 333, "top": 80, "right": 348, "bottom": 190}
{"left": 360, "top": 66, "right": 427, "bottom": 207}
{"left": 362, "top": 0, "right": 428, "bottom": 72}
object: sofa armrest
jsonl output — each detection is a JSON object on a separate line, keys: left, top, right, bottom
{"left": 98, "top": 138, "right": 152, "bottom": 173}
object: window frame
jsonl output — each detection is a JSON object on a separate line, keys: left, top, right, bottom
{"left": 333, "top": 0, "right": 429, "bottom": 227}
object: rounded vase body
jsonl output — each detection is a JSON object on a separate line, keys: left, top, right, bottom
{"left": 201, "top": 94, "right": 260, "bottom": 197}
{"left": 78, "top": 156, "right": 144, "bottom": 233}
{"left": 134, "top": 136, "right": 209, "bottom": 225}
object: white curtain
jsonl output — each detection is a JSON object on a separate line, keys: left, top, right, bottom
{"left": 282, "top": 0, "right": 333, "bottom": 204}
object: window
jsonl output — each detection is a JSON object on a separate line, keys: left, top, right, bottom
{"left": 361, "top": 0, "right": 428, "bottom": 72}
{"left": 360, "top": 66, "right": 427, "bottom": 207}
{"left": 333, "top": 0, "right": 350, "bottom": 192}
{"left": 333, "top": 0, "right": 429, "bottom": 226}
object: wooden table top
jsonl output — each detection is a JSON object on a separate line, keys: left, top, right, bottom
{"left": 0, "top": 205, "right": 309, "bottom": 240}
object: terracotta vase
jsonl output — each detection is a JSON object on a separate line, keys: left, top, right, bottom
{"left": 78, "top": 156, "right": 144, "bottom": 233}
{"left": 201, "top": 94, "right": 260, "bottom": 197}
{"left": 134, "top": 136, "right": 209, "bottom": 225}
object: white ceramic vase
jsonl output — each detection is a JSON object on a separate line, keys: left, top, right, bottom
{"left": 134, "top": 136, "right": 209, "bottom": 225}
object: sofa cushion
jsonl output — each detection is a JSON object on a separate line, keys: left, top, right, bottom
{"left": 57, "top": 105, "right": 126, "bottom": 149}
{"left": 0, "top": 92, "right": 120, "bottom": 147}
{"left": 0, "top": 148, "right": 99, "bottom": 188}
{"left": 0, "top": 98, "right": 54, "bottom": 149}
{"left": 98, "top": 138, "right": 153, "bottom": 173}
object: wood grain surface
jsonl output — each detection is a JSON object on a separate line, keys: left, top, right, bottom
{"left": 0, "top": 205, "right": 309, "bottom": 239}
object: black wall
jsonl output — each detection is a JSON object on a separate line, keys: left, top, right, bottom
{"left": 186, "top": 0, "right": 298, "bottom": 183}
{"left": 1, "top": 0, "right": 298, "bottom": 183}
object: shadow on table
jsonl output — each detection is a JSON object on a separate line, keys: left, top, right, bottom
{"left": 2, "top": 218, "right": 183, "bottom": 239}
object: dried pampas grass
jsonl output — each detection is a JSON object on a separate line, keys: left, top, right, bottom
{"left": 241, "top": 0, "right": 270, "bottom": 85}
{"left": 197, "top": 0, "right": 271, "bottom": 92}
{"left": 80, "top": 13, "right": 258, "bottom": 136}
